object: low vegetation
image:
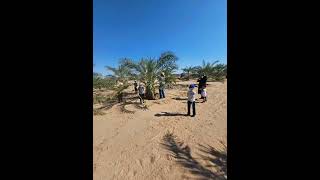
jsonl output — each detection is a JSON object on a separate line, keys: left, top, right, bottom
{"left": 93, "top": 52, "right": 227, "bottom": 114}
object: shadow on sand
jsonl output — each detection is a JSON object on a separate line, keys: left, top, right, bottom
{"left": 181, "top": 101, "right": 202, "bottom": 104}
{"left": 154, "top": 112, "right": 189, "bottom": 117}
{"left": 95, "top": 96, "right": 147, "bottom": 114}
{"left": 172, "top": 97, "right": 203, "bottom": 103}
{"left": 161, "top": 132, "right": 227, "bottom": 180}
{"left": 172, "top": 97, "right": 188, "bottom": 101}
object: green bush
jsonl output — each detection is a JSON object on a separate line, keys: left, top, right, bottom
{"left": 93, "top": 95, "right": 107, "bottom": 104}
{"left": 93, "top": 76, "right": 116, "bottom": 90}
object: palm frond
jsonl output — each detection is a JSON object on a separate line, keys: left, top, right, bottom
{"left": 156, "top": 51, "right": 178, "bottom": 71}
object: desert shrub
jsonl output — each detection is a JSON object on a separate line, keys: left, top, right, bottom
{"left": 93, "top": 94, "right": 107, "bottom": 104}
{"left": 93, "top": 109, "right": 105, "bottom": 116}
{"left": 93, "top": 75, "right": 116, "bottom": 90}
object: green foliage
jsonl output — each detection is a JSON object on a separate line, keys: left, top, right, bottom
{"left": 181, "top": 60, "right": 227, "bottom": 81}
{"left": 93, "top": 73, "right": 116, "bottom": 90}
{"left": 105, "top": 63, "right": 132, "bottom": 101}
{"left": 120, "top": 51, "right": 178, "bottom": 99}
{"left": 211, "top": 63, "right": 227, "bottom": 81}
{"left": 93, "top": 109, "right": 105, "bottom": 116}
{"left": 181, "top": 66, "right": 194, "bottom": 80}
{"left": 93, "top": 94, "right": 107, "bottom": 104}
{"left": 163, "top": 69, "right": 176, "bottom": 88}
{"left": 105, "top": 63, "right": 131, "bottom": 84}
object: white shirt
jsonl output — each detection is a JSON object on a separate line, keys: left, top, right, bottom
{"left": 201, "top": 88, "right": 207, "bottom": 97}
{"left": 187, "top": 89, "right": 196, "bottom": 102}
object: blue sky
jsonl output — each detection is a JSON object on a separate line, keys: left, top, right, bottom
{"left": 94, "top": 0, "right": 226, "bottom": 75}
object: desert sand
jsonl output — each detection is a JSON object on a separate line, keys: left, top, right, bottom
{"left": 93, "top": 80, "right": 227, "bottom": 180}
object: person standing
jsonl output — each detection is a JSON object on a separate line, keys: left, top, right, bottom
{"left": 202, "top": 75, "right": 207, "bottom": 98}
{"left": 138, "top": 83, "right": 145, "bottom": 104}
{"left": 197, "top": 74, "right": 208, "bottom": 99}
{"left": 117, "top": 92, "right": 123, "bottom": 103}
{"left": 159, "top": 72, "right": 166, "bottom": 99}
{"left": 202, "top": 75, "right": 207, "bottom": 86}
{"left": 187, "top": 84, "right": 196, "bottom": 117}
{"left": 133, "top": 80, "right": 138, "bottom": 93}
{"left": 197, "top": 75, "right": 204, "bottom": 98}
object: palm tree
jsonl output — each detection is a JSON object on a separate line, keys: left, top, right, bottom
{"left": 182, "top": 66, "right": 194, "bottom": 80}
{"left": 212, "top": 63, "right": 227, "bottom": 81}
{"left": 121, "top": 51, "right": 178, "bottom": 99}
{"left": 203, "top": 60, "right": 219, "bottom": 77}
{"left": 93, "top": 72, "right": 102, "bottom": 78}
{"left": 191, "top": 60, "right": 227, "bottom": 81}
{"left": 93, "top": 72, "right": 111, "bottom": 90}
{"left": 105, "top": 63, "right": 131, "bottom": 102}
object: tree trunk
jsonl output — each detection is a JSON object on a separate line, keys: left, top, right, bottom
{"left": 145, "top": 86, "right": 155, "bottom": 100}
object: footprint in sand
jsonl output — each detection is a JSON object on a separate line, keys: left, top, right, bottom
{"left": 150, "top": 155, "right": 156, "bottom": 164}
{"left": 139, "top": 159, "right": 143, "bottom": 167}
{"left": 93, "top": 163, "right": 97, "bottom": 171}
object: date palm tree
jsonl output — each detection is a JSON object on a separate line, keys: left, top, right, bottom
{"left": 182, "top": 66, "right": 194, "bottom": 80}
{"left": 105, "top": 63, "right": 131, "bottom": 102}
{"left": 120, "top": 51, "right": 178, "bottom": 99}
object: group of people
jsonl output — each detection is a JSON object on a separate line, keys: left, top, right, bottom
{"left": 197, "top": 74, "right": 208, "bottom": 102}
{"left": 187, "top": 74, "right": 208, "bottom": 117}
{"left": 132, "top": 73, "right": 208, "bottom": 118}
{"left": 133, "top": 72, "right": 166, "bottom": 104}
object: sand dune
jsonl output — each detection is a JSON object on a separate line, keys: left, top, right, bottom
{"left": 93, "top": 80, "right": 227, "bottom": 180}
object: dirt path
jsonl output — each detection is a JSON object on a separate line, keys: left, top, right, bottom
{"left": 93, "top": 80, "right": 227, "bottom": 180}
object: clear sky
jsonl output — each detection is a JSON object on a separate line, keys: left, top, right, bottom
{"left": 94, "top": 0, "right": 226, "bottom": 75}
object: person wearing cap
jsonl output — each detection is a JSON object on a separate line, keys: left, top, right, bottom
{"left": 158, "top": 72, "right": 166, "bottom": 99}
{"left": 187, "top": 84, "right": 196, "bottom": 117}
{"left": 138, "top": 83, "right": 145, "bottom": 104}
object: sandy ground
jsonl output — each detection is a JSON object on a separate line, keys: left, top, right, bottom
{"left": 93, "top": 80, "right": 227, "bottom": 180}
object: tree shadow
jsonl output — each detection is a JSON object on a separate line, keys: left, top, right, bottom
{"left": 119, "top": 101, "right": 148, "bottom": 113}
{"left": 181, "top": 101, "right": 202, "bottom": 104}
{"left": 96, "top": 99, "right": 118, "bottom": 111}
{"left": 197, "top": 142, "right": 227, "bottom": 178}
{"left": 154, "top": 112, "right": 189, "bottom": 117}
{"left": 94, "top": 96, "right": 148, "bottom": 114}
{"left": 172, "top": 97, "right": 188, "bottom": 101}
{"left": 161, "top": 132, "right": 227, "bottom": 180}
{"left": 170, "top": 84, "right": 189, "bottom": 90}
{"left": 123, "top": 91, "right": 138, "bottom": 96}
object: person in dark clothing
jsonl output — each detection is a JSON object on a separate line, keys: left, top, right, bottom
{"left": 197, "top": 75, "right": 204, "bottom": 95}
{"left": 159, "top": 72, "right": 166, "bottom": 99}
{"left": 202, "top": 75, "right": 207, "bottom": 84}
{"left": 201, "top": 75, "right": 208, "bottom": 98}
{"left": 133, "top": 80, "right": 138, "bottom": 93}
{"left": 117, "top": 92, "right": 123, "bottom": 103}
{"left": 197, "top": 74, "right": 207, "bottom": 98}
